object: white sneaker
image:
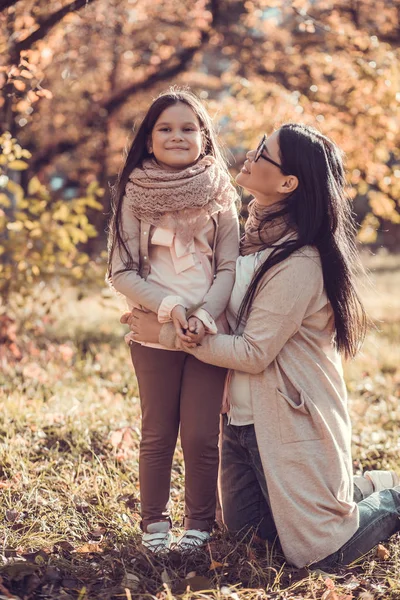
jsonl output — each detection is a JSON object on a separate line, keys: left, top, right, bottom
{"left": 364, "top": 470, "right": 399, "bottom": 492}
{"left": 142, "top": 521, "right": 172, "bottom": 553}
{"left": 175, "top": 529, "right": 211, "bottom": 551}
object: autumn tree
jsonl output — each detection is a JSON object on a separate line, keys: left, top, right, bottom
{"left": 1, "top": 0, "right": 399, "bottom": 246}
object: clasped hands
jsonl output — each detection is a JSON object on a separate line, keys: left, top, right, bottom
{"left": 120, "top": 305, "right": 205, "bottom": 349}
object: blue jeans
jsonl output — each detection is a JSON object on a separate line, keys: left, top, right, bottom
{"left": 220, "top": 416, "right": 400, "bottom": 567}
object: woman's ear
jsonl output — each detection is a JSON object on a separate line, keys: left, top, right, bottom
{"left": 280, "top": 175, "right": 298, "bottom": 194}
{"left": 146, "top": 137, "right": 153, "bottom": 154}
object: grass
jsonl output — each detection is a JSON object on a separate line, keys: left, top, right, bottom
{"left": 0, "top": 251, "right": 400, "bottom": 599}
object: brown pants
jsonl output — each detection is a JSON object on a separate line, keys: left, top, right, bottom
{"left": 130, "top": 343, "right": 226, "bottom": 532}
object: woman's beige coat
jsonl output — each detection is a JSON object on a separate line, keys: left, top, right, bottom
{"left": 160, "top": 246, "right": 359, "bottom": 568}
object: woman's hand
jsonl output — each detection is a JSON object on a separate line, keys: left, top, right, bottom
{"left": 186, "top": 316, "right": 205, "bottom": 344}
{"left": 120, "top": 309, "right": 162, "bottom": 344}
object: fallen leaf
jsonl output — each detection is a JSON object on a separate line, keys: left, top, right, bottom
{"left": 376, "top": 544, "right": 390, "bottom": 560}
{"left": 209, "top": 559, "right": 228, "bottom": 570}
{"left": 54, "top": 541, "right": 75, "bottom": 553}
{"left": 74, "top": 543, "right": 103, "bottom": 553}
{"left": 324, "top": 577, "right": 336, "bottom": 590}
{"left": 322, "top": 591, "right": 339, "bottom": 600}
{"left": 22, "top": 550, "right": 49, "bottom": 566}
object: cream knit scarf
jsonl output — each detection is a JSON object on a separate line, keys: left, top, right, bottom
{"left": 125, "top": 155, "right": 238, "bottom": 245}
{"left": 240, "top": 198, "right": 296, "bottom": 255}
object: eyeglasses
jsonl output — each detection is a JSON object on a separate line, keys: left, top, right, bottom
{"left": 254, "top": 134, "right": 289, "bottom": 174}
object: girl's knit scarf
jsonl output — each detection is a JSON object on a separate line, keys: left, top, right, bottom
{"left": 240, "top": 198, "right": 296, "bottom": 256}
{"left": 125, "top": 155, "right": 238, "bottom": 245}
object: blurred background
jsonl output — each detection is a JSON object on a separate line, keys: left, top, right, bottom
{"left": 0, "top": 0, "right": 399, "bottom": 324}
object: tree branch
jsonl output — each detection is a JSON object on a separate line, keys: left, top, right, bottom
{"left": 101, "top": 35, "right": 209, "bottom": 114}
{"left": 13, "top": 0, "right": 98, "bottom": 53}
{"left": 30, "top": 31, "right": 211, "bottom": 172}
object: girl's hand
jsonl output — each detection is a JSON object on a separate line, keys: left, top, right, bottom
{"left": 171, "top": 305, "right": 192, "bottom": 342}
{"left": 186, "top": 316, "right": 206, "bottom": 344}
{"left": 125, "top": 309, "right": 162, "bottom": 344}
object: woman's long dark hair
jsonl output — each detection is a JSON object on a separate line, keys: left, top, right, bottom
{"left": 237, "top": 123, "right": 366, "bottom": 359}
{"left": 107, "top": 88, "right": 229, "bottom": 280}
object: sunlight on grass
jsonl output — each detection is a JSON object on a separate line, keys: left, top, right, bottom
{"left": 0, "top": 251, "right": 399, "bottom": 599}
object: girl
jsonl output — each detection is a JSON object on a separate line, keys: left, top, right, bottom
{"left": 107, "top": 89, "right": 240, "bottom": 553}
{"left": 128, "top": 123, "right": 400, "bottom": 569}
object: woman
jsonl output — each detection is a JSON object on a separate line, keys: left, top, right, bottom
{"left": 124, "top": 123, "right": 400, "bottom": 568}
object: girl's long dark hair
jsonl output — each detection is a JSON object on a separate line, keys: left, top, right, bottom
{"left": 237, "top": 123, "right": 366, "bottom": 359}
{"left": 107, "top": 88, "right": 229, "bottom": 280}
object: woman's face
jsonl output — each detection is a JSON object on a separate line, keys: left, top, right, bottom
{"left": 150, "top": 103, "right": 203, "bottom": 171}
{"left": 236, "top": 129, "right": 297, "bottom": 206}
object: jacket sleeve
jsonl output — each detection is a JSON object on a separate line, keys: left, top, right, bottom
{"left": 160, "top": 253, "right": 323, "bottom": 373}
{"left": 110, "top": 198, "right": 167, "bottom": 313}
{"left": 201, "top": 203, "right": 240, "bottom": 320}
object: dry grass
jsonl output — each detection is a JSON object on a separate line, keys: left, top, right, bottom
{"left": 0, "top": 251, "right": 399, "bottom": 599}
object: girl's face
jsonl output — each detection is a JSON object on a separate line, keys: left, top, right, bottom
{"left": 150, "top": 103, "right": 203, "bottom": 170}
{"left": 236, "top": 129, "right": 298, "bottom": 206}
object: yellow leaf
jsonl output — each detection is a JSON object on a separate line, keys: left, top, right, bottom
{"left": 7, "top": 160, "right": 29, "bottom": 170}
{"left": 0, "top": 193, "right": 11, "bottom": 207}
{"left": 84, "top": 197, "right": 103, "bottom": 210}
{"left": 22, "top": 220, "right": 36, "bottom": 230}
{"left": 209, "top": 560, "right": 227, "bottom": 570}
{"left": 53, "top": 205, "right": 69, "bottom": 221}
{"left": 75, "top": 543, "right": 103, "bottom": 553}
{"left": 86, "top": 181, "right": 99, "bottom": 195}
{"left": 29, "top": 228, "right": 42, "bottom": 238}
{"left": 28, "top": 176, "right": 43, "bottom": 195}
{"left": 6, "top": 180, "right": 24, "bottom": 205}
{"left": 7, "top": 221, "right": 23, "bottom": 232}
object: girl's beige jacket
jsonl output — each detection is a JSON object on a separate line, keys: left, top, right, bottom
{"left": 111, "top": 202, "right": 240, "bottom": 326}
{"left": 160, "top": 245, "right": 359, "bottom": 568}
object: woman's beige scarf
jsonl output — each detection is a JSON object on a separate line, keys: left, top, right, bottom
{"left": 125, "top": 155, "right": 238, "bottom": 245}
{"left": 240, "top": 198, "right": 296, "bottom": 255}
